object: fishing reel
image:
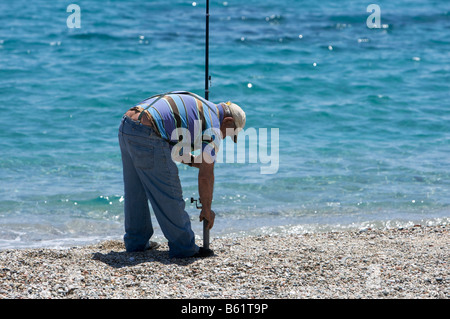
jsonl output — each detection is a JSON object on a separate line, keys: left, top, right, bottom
{"left": 190, "top": 197, "right": 202, "bottom": 209}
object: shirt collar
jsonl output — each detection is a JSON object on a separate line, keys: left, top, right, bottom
{"left": 218, "top": 102, "right": 225, "bottom": 123}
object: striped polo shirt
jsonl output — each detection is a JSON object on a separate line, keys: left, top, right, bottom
{"left": 133, "top": 91, "right": 225, "bottom": 156}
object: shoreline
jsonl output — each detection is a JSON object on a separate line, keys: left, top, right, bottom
{"left": 0, "top": 224, "right": 447, "bottom": 299}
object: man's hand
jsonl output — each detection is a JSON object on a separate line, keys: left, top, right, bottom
{"left": 199, "top": 209, "right": 215, "bottom": 230}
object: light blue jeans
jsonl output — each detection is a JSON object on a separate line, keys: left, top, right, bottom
{"left": 118, "top": 116, "right": 199, "bottom": 258}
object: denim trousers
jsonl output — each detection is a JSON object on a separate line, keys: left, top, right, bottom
{"left": 118, "top": 116, "right": 199, "bottom": 258}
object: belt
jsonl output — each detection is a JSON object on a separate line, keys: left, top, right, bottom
{"left": 124, "top": 107, "right": 158, "bottom": 131}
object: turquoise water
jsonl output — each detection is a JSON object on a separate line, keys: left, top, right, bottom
{"left": 1, "top": 0, "right": 449, "bottom": 249}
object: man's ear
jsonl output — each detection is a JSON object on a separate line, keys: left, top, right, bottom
{"left": 223, "top": 117, "right": 234, "bottom": 128}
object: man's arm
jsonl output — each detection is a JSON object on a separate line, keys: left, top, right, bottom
{"left": 198, "top": 159, "right": 215, "bottom": 229}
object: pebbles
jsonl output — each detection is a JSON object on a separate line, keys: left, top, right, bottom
{"left": 0, "top": 225, "right": 448, "bottom": 299}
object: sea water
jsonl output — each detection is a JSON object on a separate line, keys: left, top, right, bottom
{"left": 0, "top": 0, "right": 449, "bottom": 249}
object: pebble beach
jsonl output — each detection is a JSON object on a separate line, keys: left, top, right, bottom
{"left": 0, "top": 224, "right": 448, "bottom": 299}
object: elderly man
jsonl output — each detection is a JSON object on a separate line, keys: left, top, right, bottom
{"left": 118, "top": 91, "right": 246, "bottom": 258}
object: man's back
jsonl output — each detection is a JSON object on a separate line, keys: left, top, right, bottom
{"left": 133, "top": 91, "right": 224, "bottom": 151}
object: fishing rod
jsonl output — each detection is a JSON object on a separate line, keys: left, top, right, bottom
{"left": 191, "top": 197, "right": 209, "bottom": 250}
{"left": 189, "top": 1, "right": 211, "bottom": 251}
{"left": 203, "top": 0, "right": 210, "bottom": 250}
{"left": 205, "top": 0, "right": 210, "bottom": 100}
